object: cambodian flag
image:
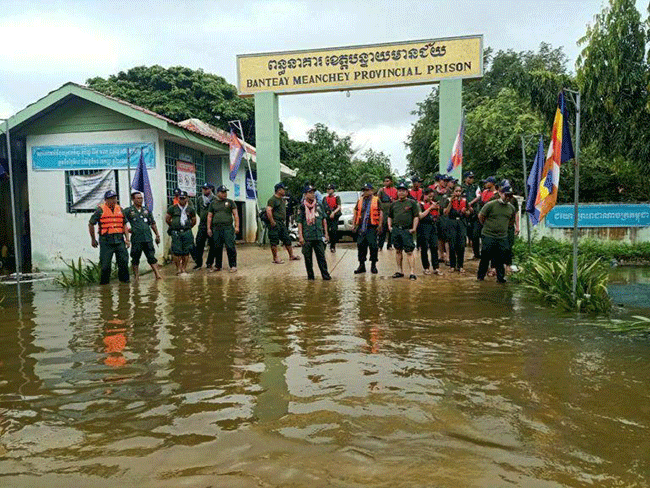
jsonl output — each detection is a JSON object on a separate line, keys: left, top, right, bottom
{"left": 446, "top": 117, "right": 464, "bottom": 173}
{"left": 525, "top": 136, "right": 545, "bottom": 226}
{"left": 534, "top": 91, "right": 574, "bottom": 223}
{"left": 229, "top": 130, "right": 245, "bottom": 182}
{"left": 132, "top": 148, "right": 154, "bottom": 211}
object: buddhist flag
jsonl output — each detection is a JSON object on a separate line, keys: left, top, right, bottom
{"left": 534, "top": 92, "right": 574, "bottom": 222}
{"left": 446, "top": 116, "right": 464, "bottom": 173}
{"left": 132, "top": 148, "right": 154, "bottom": 211}
{"left": 229, "top": 130, "right": 245, "bottom": 182}
{"left": 526, "top": 136, "right": 545, "bottom": 226}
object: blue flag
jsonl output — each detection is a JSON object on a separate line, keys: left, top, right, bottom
{"left": 132, "top": 148, "right": 154, "bottom": 211}
{"left": 0, "top": 161, "right": 7, "bottom": 180}
{"left": 526, "top": 136, "right": 545, "bottom": 226}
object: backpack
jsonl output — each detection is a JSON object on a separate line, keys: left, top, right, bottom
{"left": 258, "top": 209, "right": 270, "bottom": 224}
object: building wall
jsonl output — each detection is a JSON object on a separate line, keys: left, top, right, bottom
{"left": 27, "top": 128, "right": 165, "bottom": 271}
{"left": 528, "top": 219, "right": 650, "bottom": 244}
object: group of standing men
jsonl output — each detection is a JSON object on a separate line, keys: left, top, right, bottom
{"left": 89, "top": 170, "right": 519, "bottom": 285}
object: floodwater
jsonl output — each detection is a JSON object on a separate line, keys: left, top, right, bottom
{"left": 1, "top": 245, "right": 649, "bottom": 488}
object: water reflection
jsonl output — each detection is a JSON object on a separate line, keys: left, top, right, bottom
{"left": 0, "top": 269, "right": 649, "bottom": 486}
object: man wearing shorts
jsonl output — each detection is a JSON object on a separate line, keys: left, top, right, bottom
{"left": 266, "top": 182, "right": 299, "bottom": 264}
{"left": 165, "top": 190, "right": 196, "bottom": 275}
{"left": 125, "top": 190, "right": 162, "bottom": 281}
{"left": 388, "top": 181, "right": 420, "bottom": 280}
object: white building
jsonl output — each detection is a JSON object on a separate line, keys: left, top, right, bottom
{"left": 0, "top": 83, "right": 295, "bottom": 272}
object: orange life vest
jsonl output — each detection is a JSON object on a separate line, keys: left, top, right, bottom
{"left": 354, "top": 196, "right": 381, "bottom": 226}
{"left": 99, "top": 203, "right": 124, "bottom": 235}
{"left": 325, "top": 195, "right": 338, "bottom": 210}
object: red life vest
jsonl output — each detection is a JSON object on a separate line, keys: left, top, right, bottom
{"left": 354, "top": 196, "right": 381, "bottom": 226}
{"left": 99, "top": 204, "right": 124, "bottom": 235}
{"left": 325, "top": 195, "right": 338, "bottom": 210}
{"left": 423, "top": 201, "right": 439, "bottom": 217}
{"left": 451, "top": 198, "right": 467, "bottom": 212}
{"left": 409, "top": 188, "right": 423, "bottom": 202}
{"left": 382, "top": 187, "right": 398, "bottom": 201}
{"left": 481, "top": 189, "right": 495, "bottom": 203}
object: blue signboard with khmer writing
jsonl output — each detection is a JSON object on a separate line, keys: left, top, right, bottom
{"left": 546, "top": 204, "right": 650, "bottom": 228}
{"left": 32, "top": 142, "right": 155, "bottom": 170}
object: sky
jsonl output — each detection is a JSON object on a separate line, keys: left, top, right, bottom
{"left": 0, "top": 0, "right": 626, "bottom": 174}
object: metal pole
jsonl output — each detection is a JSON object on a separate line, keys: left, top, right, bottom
{"left": 521, "top": 135, "right": 531, "bottom": 252}
{"left": 565, "top": 90, "right": 581, "bottom": 303}
{"left": 4, "top": 119, "right": 21, "bottom": 282}
{"left": 127, "top": 147, "right": 131, "bottom": 195}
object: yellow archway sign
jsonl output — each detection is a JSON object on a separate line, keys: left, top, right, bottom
{"left": 237, "top": 35, "right": 483, "bottom": 95}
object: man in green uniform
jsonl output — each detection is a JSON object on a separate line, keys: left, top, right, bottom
{"left": 193, "top": 182, "right": 216, "bottom": 269}
{"left": 501, "top": 179, "right": 520, "bottom": 274}
{"left": 461, "top": 171, "right": 481, "bottom": 259}
{"left": 88, "top": 190, "right": 130, "bottom": 285}
{"left": 388, "top": 181, "right": 420, "bottom": 280}
{"left": 297, "top": 185, "right": 331, "bottom": 280}
{"left": 377, "top": 176, "right": 397, "bottom": 250}
{"left": 207, "top": 185, "right": 239, "bottom": 272}
{"left": 125, "top": 190, "right": 162, "bottom": 281}
{"left": 477, "top": 182, "right": 516, "bottom": 283}
{"left": 266, "top": 182, "right": 300, "bottom": 264}
{"left": 165, "top": 190, "right": 196, "bottom": 275}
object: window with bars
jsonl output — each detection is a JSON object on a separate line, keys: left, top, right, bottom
{"left": 65, "top": 169, "right": 119, "bottom": 213}
{"left": 164, "top": 141, "right": 205, "bottom": 207}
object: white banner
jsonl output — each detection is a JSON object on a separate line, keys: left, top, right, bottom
{"left": 69, "top": 170, "right": 116, "bottom": 211}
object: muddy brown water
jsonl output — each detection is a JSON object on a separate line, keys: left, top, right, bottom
{"left": 0, "top": 246, "right": 649, "bottom": 487}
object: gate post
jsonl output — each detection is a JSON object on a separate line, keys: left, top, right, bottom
{"left": 438, "top": 79, "right": 463, "bottom": 178}
{"left": 254, "top": 92, "right": 281, "bottom": 207}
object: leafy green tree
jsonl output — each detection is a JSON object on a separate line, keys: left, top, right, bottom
{"left": 284, "top": 124, "right": 394, "bottom": 195}
{"left": 576, "top": 0, "right": 650, "bottom": 171}
{"left": 464, "top": 88, "right": 545, "bottom": 188}
{"left": 87, "top": 65, "right": 256, "bottom": 143}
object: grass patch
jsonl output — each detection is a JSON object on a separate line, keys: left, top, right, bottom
{"left": 514, "top": 237, "right": 650, "bottom": 264}
{"left": 56, "top": 257, "right": 116, "bottom": 288}
{"left": 517, "top": 255, "right": 611, "bottom": 313}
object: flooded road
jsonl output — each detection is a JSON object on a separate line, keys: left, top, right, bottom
{"left": 1, "top": 245, "right": 650, "bottom": 487}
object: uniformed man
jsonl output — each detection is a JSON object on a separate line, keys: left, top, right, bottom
{"left": 266, "top": 182, "right": 300, "bottom": 264}
{"left": 461, "top": 171, "right": 481, "bottom": 259}
{"left": 193, "top": 182, "right": 216, "bottom": 269}
{"left": 433, "top": 175, "right": 450, "bottom": 265}
{"left": 409, "top": 175, "right": 424, "bottom": 203}
{"left": 297, "top": 184, "right": 331, "bottom": 280}
{"left": 377, "top": 176, "right": 397, "bottom": 250}
{"left": 124, "top": 190, "right": 162, "bottom": 281}
{"left": 207, "top": 185, "right": 239, "bottom": 272}
{"left": 88, "top": 190, "right": 130, "bottom": 285}
{"left": 323, "top": 184, "right": 342, "bottom": 253}
{"left": 165, "top": 190, "right": 196, "bottom": 275}
{"left": 352, "top": 183, "right": 382, "bottom": 274}
{"left": 501, "top": 179, "right": 520, "bottom": 274}
{"left": 477, "top": 182, "right": 516, "bottom": 283}
{"left": 388, "top": 181, "right": 420, "bottom": 280}
{"left": 418, "top": 188, "right": 442, "bottom": 275}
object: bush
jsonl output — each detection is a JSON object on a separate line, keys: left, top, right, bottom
{"left": 518, "top": 255, "right": 611, "bottom": 313}
{"left": 56, "top": 257, "right": 116, "bottom": 288}
{"left": 514, "top": 237, "right": 650, "bottom": 264}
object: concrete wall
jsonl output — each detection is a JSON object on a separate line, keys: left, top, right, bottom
{"left": 523, "top": 215, "right": 650, "bottom": 244}
{"left": 27, "top": 128, "right": 166, "bottom": 271}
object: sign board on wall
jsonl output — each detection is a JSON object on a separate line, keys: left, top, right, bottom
{"left": 176, "top": 161, "right": 196, "bottom": 197}
{"left": 546, "top": 204, "right": 650, "bottom": 228}
{"left": 245, "top": 171, "right": 257, "bottom": 200}
{"left": 32, "top": 143, "right": 155, "bottom": 170}
{"left": 237, "top": 35, "right": 483, "bottom": 96}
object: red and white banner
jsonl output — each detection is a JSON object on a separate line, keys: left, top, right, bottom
{"left": 176, "top": 160, "right": 196, "bottom": 196}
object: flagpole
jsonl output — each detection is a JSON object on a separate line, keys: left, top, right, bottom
{"left": 3, "top": 118, "right": 21, "bottom": 282}
{"left": 565, "top": 89, "right": 581, "bottom": 302}
{"left": 127, "top": 147, "right": 132, "bottom": 196}
{"left": 521, "top": 135, "right": 530, "bottom": 252}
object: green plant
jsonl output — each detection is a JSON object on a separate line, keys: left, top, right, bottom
{"left": 518, "top": 255, "right": 611, "bottom": 313}
{"left": 598, "top": 315, "right": 650, "bottom": 334}
{"left": 55, "top": 257, "right": 116, "bottom": 288}
{"left": 514, "top": 237, "right": 650, "bottom": 264}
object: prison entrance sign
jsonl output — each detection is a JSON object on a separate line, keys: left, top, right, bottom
{"left": 237, "top": 35, "right": 484, "bottom": 205}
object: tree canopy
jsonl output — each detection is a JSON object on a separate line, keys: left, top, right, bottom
{"left": 87, "top": 65, "right": 256, "bottom": 143}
